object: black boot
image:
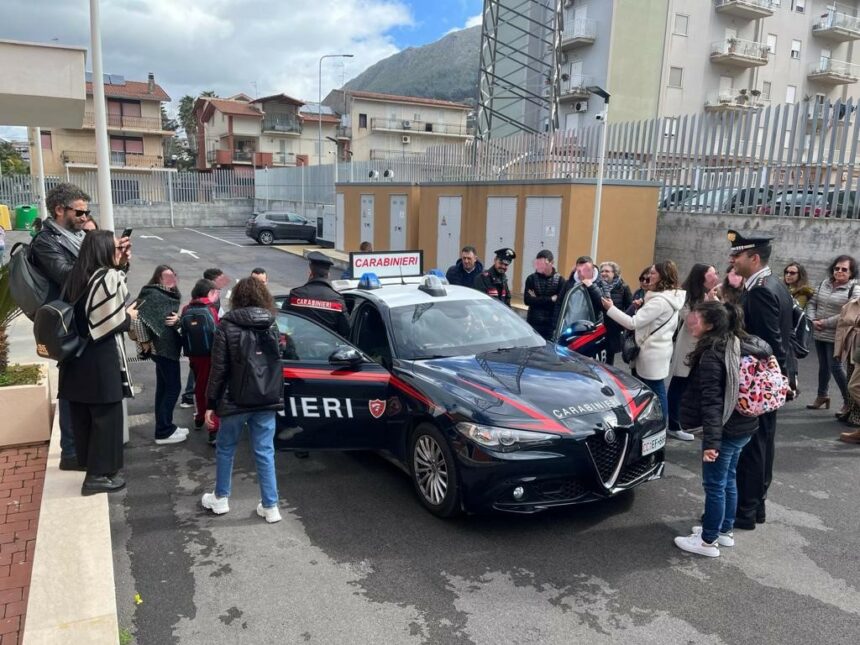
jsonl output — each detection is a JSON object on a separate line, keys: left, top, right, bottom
{"left": 59, "top": 456, "right": 86, "bottom": 471}
{"left": 81, "top": 474, "right": 126, "bottom": 496}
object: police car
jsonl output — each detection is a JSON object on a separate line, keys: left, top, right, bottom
{"left": 274, "top": 260, "right": 666, "bottom": 517}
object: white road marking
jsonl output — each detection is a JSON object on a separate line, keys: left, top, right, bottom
{"left": 179, "top": 248, "right": 200, "bottom": 259}
{"left": 139, "top": 235, "right": 164, "bottom": 240}
{"left": 184, "top": 227, "right": 245, "bottom": 247}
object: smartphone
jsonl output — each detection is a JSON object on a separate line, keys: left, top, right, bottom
{"left": 134, "top": 298, "right": 146, "bottom": 308}
{"left": 121, "top": 227, "right": 133, "bottom": 238}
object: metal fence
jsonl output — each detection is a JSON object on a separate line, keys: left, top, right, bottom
{"left": 0, "top": 169, "right": 254, "bottom": 207}
{"left": 256, "top": 97, "right": 860, "bottom": 220}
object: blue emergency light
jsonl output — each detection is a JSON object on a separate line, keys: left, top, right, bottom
{"left": 427, "top": 269, "right": 449, "bottom": 284}
{"left": 358, "top": 272, "right": 382, "bottom": 290}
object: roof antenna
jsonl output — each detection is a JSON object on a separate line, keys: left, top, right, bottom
{"left": 399, "top": 261, "right": 406, "bottom": 285}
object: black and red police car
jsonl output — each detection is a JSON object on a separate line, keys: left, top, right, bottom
{"left": 274, "top": 273, "right": 665, "bottom": 517}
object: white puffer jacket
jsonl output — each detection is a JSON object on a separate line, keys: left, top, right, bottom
{"left": 607, "top": 289, "right": 686, "bottom": 380}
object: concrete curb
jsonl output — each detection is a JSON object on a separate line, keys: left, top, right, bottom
{"left": 23, "top": 403, "right": 119, "bottom": 645}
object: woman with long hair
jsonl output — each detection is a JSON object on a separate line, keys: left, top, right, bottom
{"left": 597, "top": 261, "right": 633, "bottom": 365}
{"left": 674, "top": 301, "right": 770, "bottom": 558}
{"left": 782, "top": 261, "right": 813, "bottom": 309}
{"left": 667, "top": 263, "right": 721, "bottom": 441}
{"left": 717, "top": 266, "right": 745, "bottom": 306}
{"left": 59, "top": 230, "right": 137, "bottom": 495}
{"left": 201, "top": 278, "right": 284, "bottom": 523}
{"left": 806, "top": 254, "right": 858, "bottom": 414}
{"left": 131, "top": 264, "right": 188, "bottom": 445}
{"left": 602, "top": 260, "right": 685, "bottom": 418}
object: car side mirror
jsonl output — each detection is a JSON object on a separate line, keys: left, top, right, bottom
{"left": 558, "top": 320, "right": 595, "bottom": 344}
{"left": 329, "top": 347, "right": 363, "bottom": 367}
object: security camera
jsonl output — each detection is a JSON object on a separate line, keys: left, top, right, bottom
{"left": 383, "top": 169, "right": 394, "bottom": 179}
{"left": 595, "top": 113, "right": 605, "bottom": 121}
{"left": 368, "top": 170, "right": 379, "bottom": 179}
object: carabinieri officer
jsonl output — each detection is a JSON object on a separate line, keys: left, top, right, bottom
{"left": 283, "top": 251, "right": 349, "bottom": 336}
{"left": 475, "top": 247, "right": 516, "bottom": 306}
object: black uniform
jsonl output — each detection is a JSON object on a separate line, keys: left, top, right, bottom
{"left": 475, "top": 267, "right": 511, "bottom": 306}
{"left": 283, "top": 278, "right": 349, "bottom": 337}
{"left": 730, "top": 231, "right": 795, "bottom": 529}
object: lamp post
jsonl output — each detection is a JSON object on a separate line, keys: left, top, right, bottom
{"left": 318, "top": 54, "right": 353, "bottom": 166}
{"left": 586, "top": 85, "right": 610, "bottom": 260}
{"left": 90, "top": 0, "right": 115, "bottom": 230}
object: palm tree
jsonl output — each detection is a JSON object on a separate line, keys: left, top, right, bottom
{"left": 0, "top": 264, "right": 23, "bottom": 374}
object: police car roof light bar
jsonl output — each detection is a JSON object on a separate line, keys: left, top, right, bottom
{"left": 419, "top": 275, "right": 447, "bottom": 297}
{"left": 427, "top": 269, "right": 449, "bottom": 284}
{"left": 357, "top": 272, "right": 382, "bottom": 290}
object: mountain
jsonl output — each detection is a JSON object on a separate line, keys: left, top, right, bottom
{"left": 344, "top": 26, "right": 480, "bottom": 105}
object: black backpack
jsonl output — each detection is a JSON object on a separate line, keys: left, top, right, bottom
{"left": 180, "top": 303, "right": 217, "bottom": 357}
{"left": 229, "top": 323, "right": 282, "bottom": 407}
{"left": 790, "top": 298, "right": 811, "bottom": 360}
{"left": 32, "top": 281, "right": 92, "bottom": 363}
{"left": 8, "top": 242, "right": 52, "bottom": 320}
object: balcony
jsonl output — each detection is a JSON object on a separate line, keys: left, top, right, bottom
{"left": 370, "top": 117, "right": 469, "bottom": 137}
{"left": 62, "top": 150, "right": 163, "bottom": 168}
{"left": 82, "top": 112, "right": 170, "bottom": 133}
{"left": 704, "top": 89, "right": 761, "bottom": 112}
{"left": 370, "top": 149, "right": 426, "bottom": 161}
{"left": 271, "top": 152, "right": 294, "bottom": 165}
{"left": 808, "top": 58, "right": 860, "bottom": 85}
{"left": 813, "top": 8, "right": 860, "bottom": 42}
{"left": 560, "top": 18, "right": 597, "bottom": 50}
{"left": 336, "top": 125, "right": 352, "bottom": 139}
{"left": 261, "top": 116, "right": 302, "bottom": 134}
{"left": 710, "top": 38, "right": 769, "bottom": 68}
{"left": 558, "top": 75, "right": 591, "bottom": 103}
{"left": 206, "top": 149, "right": 257, "bottom": 165}
{"left": 713, "top": 0, "right": 774, "bottom": 20}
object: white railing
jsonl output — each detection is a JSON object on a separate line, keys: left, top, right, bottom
{"left": 711, "top": 38, "right": 769, "bottom": 60}
{"left": 714, "top": 0, "right": 774, "bottom": 11}
{"left": 808, "top": 58, "right": 860, "bottom": 77}
{"left": 560, "top": 74, "right": 592, "bottom": 95}
{"left": 814, "top": 7, "right": 860, "bottom": 33}
{"left": 561, "top": 18, "right": 597, "bottom": 42}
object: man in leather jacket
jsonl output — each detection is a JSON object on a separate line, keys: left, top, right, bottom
{"left": 475, "top": 247, "right": 515, "bottom": 306}
{"left": 283, "top": 251, "right": 349, "bottom": 337}
{"left": 728, "top": 229, "right": 795, "bottom": 530}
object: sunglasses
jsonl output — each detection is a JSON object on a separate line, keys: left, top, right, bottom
{"left": 65, "top": 206, "right": 91, "bottom": 218}
{"left": 639, "top": 277, "right": 649, "bottom": 282}
{"left": 834, "top": 267, "right": 850, "bottom": 273}
{"left": 784, "top": 270, "right": 798, "bottom": 275}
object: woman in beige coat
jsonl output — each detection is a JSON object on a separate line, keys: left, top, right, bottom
{"left": 834, "top": 295, "right": 860, "bottom": 442}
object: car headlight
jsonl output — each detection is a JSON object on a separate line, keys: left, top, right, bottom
{"left": 455, "top": 422, "right": 560, "bottom": 452}
{"left": 640, "top": 396, "right": 664, "bottom": 424}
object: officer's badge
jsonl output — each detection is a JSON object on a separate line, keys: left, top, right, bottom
{"left": 727, "top": 231, "right": 736, "bottom": 243}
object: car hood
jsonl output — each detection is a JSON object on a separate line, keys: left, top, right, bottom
{"left": 408, "top": 344, "right": 654, "bottom": 436}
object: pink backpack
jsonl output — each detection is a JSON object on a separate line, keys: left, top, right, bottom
{"left": 735, "top": 355, "right": 789, "bottom": 417}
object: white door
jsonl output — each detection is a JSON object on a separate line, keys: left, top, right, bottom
{"left": 389, "top": 195, "right": 407, "bottom": 250}
{"left": 485, "top": 197, "right": 517, "bottom": 269}
{"left": 521, "top": 197, "right": 562, "bottom": 292}
{"left": 360, "top": 194, "right": 374, "bottom": 246}
{"left": 436, "top": 196, "right": 462, "bottom": 271}
{"left": 336, "top": 193, "right": 345, "bottom": 250}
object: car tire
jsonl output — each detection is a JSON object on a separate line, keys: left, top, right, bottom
{"left": 258, "top": 230, "right": 274, "bottom": 245}
{"left": 409, "top": 423, "right": 461, "bottom": 517}
{"left": 307, "top": 231, "right": 317, "bottom": 244}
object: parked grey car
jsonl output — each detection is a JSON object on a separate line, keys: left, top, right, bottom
{"left": 245, "top": 211, "right": 317, "bottom": 245}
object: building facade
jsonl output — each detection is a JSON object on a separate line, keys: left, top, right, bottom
{"left": 31, "top": 73, "right": 173, "bottom": 176}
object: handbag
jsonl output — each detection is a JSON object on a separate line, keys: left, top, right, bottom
{"left": 620, "top": 297, "right": 678, "bottom": 364}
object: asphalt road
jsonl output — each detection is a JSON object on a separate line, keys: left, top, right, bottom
{"left": 109, "top": 228, "right": 860, "bottom": 644}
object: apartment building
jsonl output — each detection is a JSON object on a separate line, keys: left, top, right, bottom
{"left": 31, "top": 72, "right": 173, "bottom": 176}
{"left": 323, "top": 90, "right": 472, "bottom": 161}
{"left": 501, "top": 0, "right": 860, "bottom": 132}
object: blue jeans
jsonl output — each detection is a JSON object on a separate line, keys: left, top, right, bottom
{"left": 215, "top": 411, "right": 279, "bottom": 508}
{"left": 638, "top": 376, "right": 668, "bottom": 423}
{"left": 666, "top": 376, "right": 689, "bottom": 432}
{"left": 701, "top": 434, "right": 752, "bottom": 543}
{"left": 58, "top": 398, "right": 77, "bottom": 459}
{"left": 152, "top": 355, "right": 181, "bottom": 439}
{"left": 815, "top": 340, "right": 848, "bottom": 402}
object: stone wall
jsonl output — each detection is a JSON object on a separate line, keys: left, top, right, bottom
{"left": 89, "top": 199, "right": 253, "bottom": 229}
{"left": 655, "top": 212, "right": 860, "bottom": 284}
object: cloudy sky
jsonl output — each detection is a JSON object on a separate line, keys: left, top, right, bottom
{"left": 0, "top": 0, "right": 482, "bottom": 139}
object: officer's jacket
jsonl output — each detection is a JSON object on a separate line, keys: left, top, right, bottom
{"left": 283, "top": 278, "right": 350, "bottom": 337}
{"left": 475, "top": 267, "right": 511, "bottom": 306}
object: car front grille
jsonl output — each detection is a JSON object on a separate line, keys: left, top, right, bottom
{"left": 585, "top": 432, "right": 627, "bottom": 486}
{"left": 616, "top": 455, "right": 657, "bottom": 487}
{"left": 534, "top": 477, "right": 588, "bottom": 503}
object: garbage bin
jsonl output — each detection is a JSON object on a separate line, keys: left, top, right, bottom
{"left": 0, "top": 205, "right": 11, "bottom": 231}
{"left": 14, "top": 205, "right": 38, "bottom": 231}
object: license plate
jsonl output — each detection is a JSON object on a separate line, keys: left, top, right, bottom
{"left": 642, "top": 431, "right": 666, "bottom": 456}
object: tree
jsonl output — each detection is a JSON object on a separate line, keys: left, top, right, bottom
{"left": 177, "top": 90, "right": 217, "bottom": 167}
{"left": 0, "top": 141, "right": 28, "bottom": 175}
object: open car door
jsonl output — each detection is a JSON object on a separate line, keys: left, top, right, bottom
{"left": 552, "top": 283, "right": 607, "bottom": 361}
{"left": 275, "top": 311, "right": 395, "bottom": 451}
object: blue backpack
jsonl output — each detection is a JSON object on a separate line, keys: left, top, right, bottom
{"left": 180, "top": 303, "right": 217, "bottom": 357}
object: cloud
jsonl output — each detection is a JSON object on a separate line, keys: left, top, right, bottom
{"left": 0, "top": 0, "right": 414, "bottom": 121}
{"left": 444, "top": 12, "right": 482, "bottom": 35}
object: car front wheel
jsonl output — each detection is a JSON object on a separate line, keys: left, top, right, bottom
{"left": 410, "top": 423, "right": 461, "bottom": 517}
{"left": 258, "top": 230, "right": 274, "bottom": 245}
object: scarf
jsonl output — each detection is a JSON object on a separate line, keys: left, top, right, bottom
{"left": 85, "top": 268, "right": 133, "bottom": 398}
{"left": 137, "top": 284, "right": 181, "bottom": 338}
{"left": 599, "top": 275, "right": 622, "bottom": 297}
{"left": 49, "top": 217, "right": 84, "bottom": 254}
{"left": 722, "top": 336, "right": 741, "bottom": 425}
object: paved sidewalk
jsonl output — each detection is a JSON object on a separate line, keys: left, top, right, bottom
{"left": 0, "top": 444, "right": 47, "bottom": 645}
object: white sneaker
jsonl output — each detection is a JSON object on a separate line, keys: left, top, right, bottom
{"left": 155, "top": 429, "right": 188, "bottom": 445}
{"left": 668, "top": 429, "right": 696, "bottom": 441}
{"left": 674, "top": 533, "right": 720, "bottom": 557}
{"left": 256, "top": 503, "right": 282, "bottom": 524}
{"left": 201, "top": 492, "right": 229, "bottom": 514}
{"left": 179, "top": 401, "right": 194, "bottom": 409}
{"left": 692, "top": 526, "right": 735, "bottom": 547}
{"left": 174, "top": 427, "right": 190, "bottom": 437}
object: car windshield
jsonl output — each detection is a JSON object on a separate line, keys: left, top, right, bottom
{"left": 389, "top": 299, "right": 545, "bottom": 359}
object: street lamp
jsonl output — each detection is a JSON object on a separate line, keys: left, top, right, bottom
{"left": 586, "top": 85, "right": 610, "bottom": 260}
{"left": 318, "top": 54, "right": 353, "bottom": 166}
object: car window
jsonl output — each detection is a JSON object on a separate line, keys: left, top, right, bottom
{"left": 353, "top": 306, "right": 392, "bottom": 365}
{"left": 389, "top": 299, "right": 544, "bottom": 359}
{"left": 558, "top": 286, "right": 595, "bottom": 334}
{"left": 276, "top": 312, "right": 350, "bottom": 362}
{"left": 266, "top": 213, "right": 285, "bottom": 223}
{"left": 287, "top": 214, "right": 305, "bottom": 223}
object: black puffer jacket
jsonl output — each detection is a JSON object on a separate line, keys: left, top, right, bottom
{"left": 680, "top": 336, "right": 771, "bottom": 451}
{"left": 207, "top": 307, "right": 284, "bottom": 418}
{"left": 524, "top": 270, "right": 566, "bottom": 340}
{"left": 603, "top": 281, "right": 633, "bottom": 354}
